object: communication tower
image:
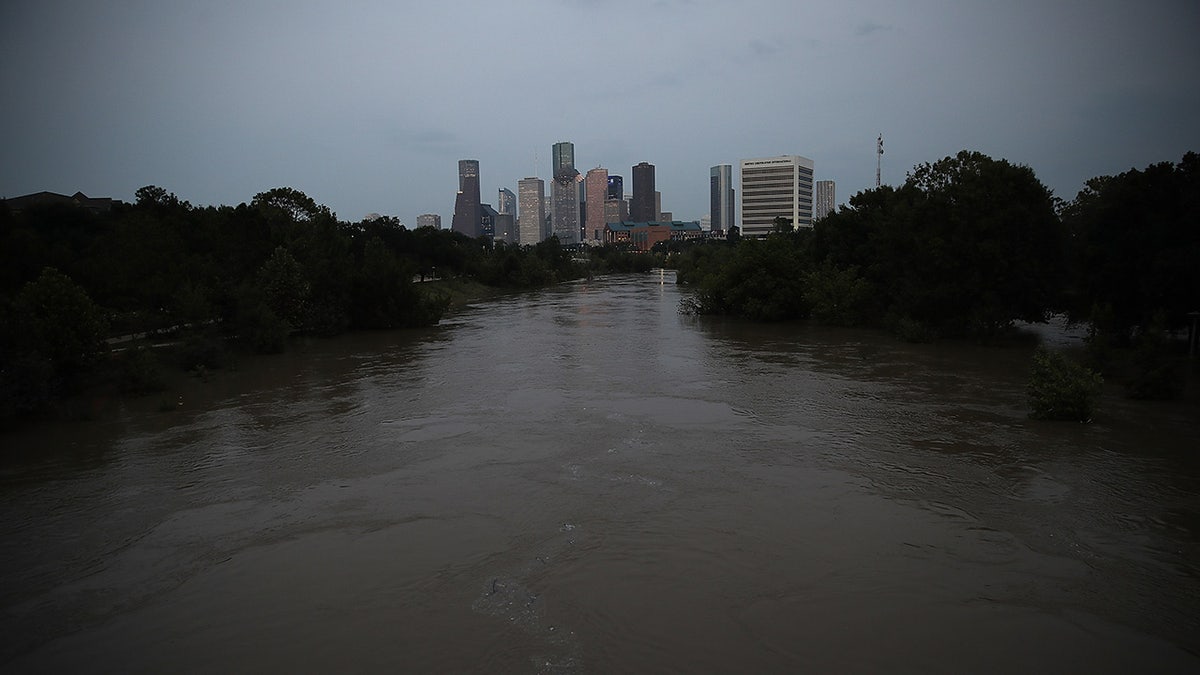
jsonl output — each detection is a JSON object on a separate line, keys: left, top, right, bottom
{"left": 876, "top": 133, "right": 884, "bottom": 188}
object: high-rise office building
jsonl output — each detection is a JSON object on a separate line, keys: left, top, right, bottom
{"left": 552, "top": 179, "right": 580, "bottom": 244}
{"left": 518, "top": 178, "right": 545, "bottom": 245}
{"left": 551, "top": 142, "right": 580, "bottom": 244}
{"left": 584, "top": 167, "right": 609, "bottom": 241}
{"left": 607, "top": 175, "right": 623, "bottom": 200}
{"left": 815, "top": 180, "right": 836, "bottom": 221}
{"left": 604, "top": 197, "right": 628, "bottom": 226}
{"left": 479, "top": 203, "right": 498, "bottom": 241}
{"left": 552, "top": 142, "right": 573, "bottom": 178}
{"left": 710, "top": 164, "right": 734, "bottom": 233}
{"left": 631, "top": 162, "right": 655, "bottom": 222}
{"left": 739, "top": 155, "right": 814, "bottom": 237}
{"left": 451, "top": 159, "right": 481, "bottom": 237}
{"left": 497, "top": 213, "right": 516, "bottom": 244}
{"left": 497, "top": 188, "right": 516, "bottom": 217}
{"left": 416, "top": 213, "right": 441, "bottom": 229}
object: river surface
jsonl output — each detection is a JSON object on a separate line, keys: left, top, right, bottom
{"left": 2, "top": 272, "right": 1199, "bottom": 673}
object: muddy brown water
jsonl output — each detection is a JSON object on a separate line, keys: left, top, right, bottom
{"left": 2, "top": 272, "right": 1198, "bottom": 673}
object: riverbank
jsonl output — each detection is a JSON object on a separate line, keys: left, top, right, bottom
{"left": 8, "top": 277, "right": 1197, "bottom": 436}
{"left": 420, "top": 276, "right": 509, "bottom": 310}
{"left": 1, "top": 276, "right": 512, "bottom": 433}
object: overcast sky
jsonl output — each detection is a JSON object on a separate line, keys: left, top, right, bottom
{"left": 3, "top": 1, "right": 1198, "bottom": 225}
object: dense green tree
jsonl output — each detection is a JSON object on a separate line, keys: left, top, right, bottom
{"left": 1124, "top": 312, "right": 1186, "bottom": 400}
{"left": 0, "top": 265, "right": 110, "bottom": 417}
{"left": 251, "top": 187, "right": 331, "bottom": 224}
{"left": 680, "top": 237, "right": 810, "bottom": 321}
{"left": 0, "top": 185, "right": 627, "bottom": 422}
{"left": 0, "top": 267, "right": 109, "bottom": 419}
{"left": 259, "top": 246, "right": 311, "bottom": 331}
{"left": 803, "top": 262, "right": 874, "bottom": 327}
{"left": 134, "top": 185, "right": 188, "bottom": 210}
{"left": 1061, "top": 152, "right": 1200, "bottom": 337}
{"left": 352, "top": 237, "right": 412, "bottom": 328}
{"left": 10, "top": 267, "right": 109, "bottom": 374}
{"left": 810, "top": 151, "right": 1063, "bottom": 337}
{"left": 898, "top": 151, "right": 1063, "bottom": 334}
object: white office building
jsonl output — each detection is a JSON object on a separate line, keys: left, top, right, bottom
{"left": 739, "top": 155, "right": 814, "bottom": 237}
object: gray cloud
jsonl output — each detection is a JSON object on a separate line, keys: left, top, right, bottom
{"left": 855, "top": 20, "right": 892, "bottom": 36}
{"left": 2, "top": 0, "right": 1197, "bottom": 225}
{"left": 748, "top": 39, "right": 781, "bottom": 57}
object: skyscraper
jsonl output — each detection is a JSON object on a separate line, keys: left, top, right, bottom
{"left": 552, "top": 179, "right": 580, "bottom": 244}
{"left": 479, "top": 203, "right": 498, "bottom": 241}
{"left": 584, "top": 167, "right": 609, "bottom": 241}
{"left": 451, "top": 159, "right": 481, "bottom": 237}
{"left": 815, "top": 180, "right": 836, "bottom": 220}
{"left": 497, "top": 188, "right": 516, "bottom": 217}
{"left": 739, "top": 155, "right": 815, "bottom": 237}
{"left": 631, "top": 162, "right": 655, "bottom": 222}
{"left": 551, "top": 142, "right": 580, "bottom": 244}
{"left": 604, "top": 197, "right": 628, "bottom": 226}
{"left": 416, "top": 213, "right": 441, "bottom": 229}
{"left": 518, "top": 177, "right": 545, "bottom": 245}
{"left": 710, "top": 164, "right": 734, "bottom": 233}
{"left": 552, "top": 142, "right": 574, "bottom": 178}
{"left": 607, "top": 175, "right": 623, "bottom": 200}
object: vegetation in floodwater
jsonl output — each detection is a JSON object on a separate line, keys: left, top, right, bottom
{"left": 1027, "top": 347, "right": 1104, "bottom": 421}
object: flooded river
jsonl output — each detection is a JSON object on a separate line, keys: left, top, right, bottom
{"left": 2, "top": 272, "right": 1198, "bottom": 673}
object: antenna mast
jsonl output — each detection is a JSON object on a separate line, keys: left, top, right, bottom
{"left": 876, "top": 133, "right": 883, "bottom": 188}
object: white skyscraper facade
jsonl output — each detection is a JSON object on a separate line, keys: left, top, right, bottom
{"left": 739, "top": 155, "right": 815, "bottom": 237}
{"left": 815, "top": 180, "right": 836, "bottom": 221}
{"left": 518, "top": 177, "right": 545, "bottom": 245}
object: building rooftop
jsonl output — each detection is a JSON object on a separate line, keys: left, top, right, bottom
{"left": 607, "top": 220, "right": 702, "bottom": 231}
{"left": 2, "top": 190, "right": 117, "bottom": 213}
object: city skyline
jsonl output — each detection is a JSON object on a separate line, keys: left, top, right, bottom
{"left": 2, "top": 2, "right": 1197, "bottom": 228}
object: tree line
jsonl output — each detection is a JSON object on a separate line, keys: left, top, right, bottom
{"left": 675, "top": 150, "right": 1199, "bottom": 406}
{"left": 1, "top": 186, "right": 639, "bottom": 423}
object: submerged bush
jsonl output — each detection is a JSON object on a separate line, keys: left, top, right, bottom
{"left": 177, "top": 331, "right": 229, "bottom": 371}
{"left": 1125, "top": 313, "right": 1185, "bottom": 400}
{"left": 117, "top": 347, "right": 167, "bottom": 395}
{"left": 1028, "top": 347, "right": 1104, "bottom": 421}
{"left": 891, "top": 315, "right": 939, "bottom": 343}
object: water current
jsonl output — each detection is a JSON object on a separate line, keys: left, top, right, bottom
{"left": 2, "top": 272, "right": 1198, "bottom": 673}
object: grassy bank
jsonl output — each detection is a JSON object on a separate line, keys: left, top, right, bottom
{"left": 419, "top": 276, "right": 506, "bottom": 310}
